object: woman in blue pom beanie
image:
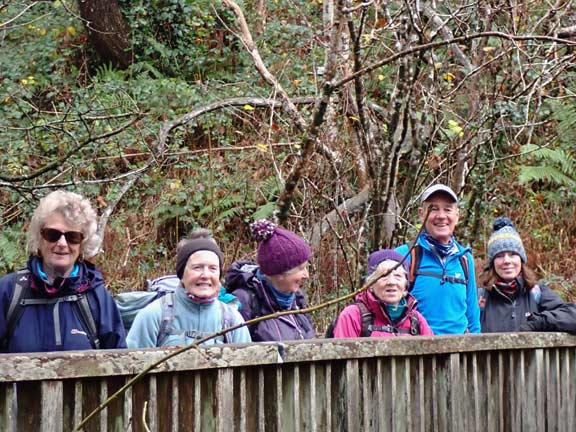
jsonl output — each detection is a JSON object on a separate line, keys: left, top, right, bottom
{"left": 479, "top": 217, "right": 576, "bottom": 333}
{"left": 225, "top": 219, "right": 316, "bottom": 341}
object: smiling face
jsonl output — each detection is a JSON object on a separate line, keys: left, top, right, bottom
{"left": 493, "top": 251, "right": 522, "bottom": 282}
{"left": 418, "top": 193, "right": 460, "bottom": 244}
{"left": 181, "top": 250, "right": 221, "bottom": 298}
{"left": 39, "top": 212, "right": 83, "bottom": 280}
{"left": 266, "top": 261, "right": 309, "bottom": 294}
{"left": 371, "top": 260, "right": 408, "bottom": 305}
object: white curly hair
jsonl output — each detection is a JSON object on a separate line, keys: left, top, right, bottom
{"left": 27, "top": 190, "right": 101, "bottom": 258}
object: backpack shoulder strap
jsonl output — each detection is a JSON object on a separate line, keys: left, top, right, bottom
{"left": 408, "top": 242, "right": 422, "bottom": 290}
{"left": 157, "top": 292, "right": 175, "bottom": 346}
{"left": 477, "top": 287, "right": 487, "bottom": 312}
{"left": 530, "top": 284, "right": 542, "bottom": 305}
{"left": 72, "top": 294, "right": 100, "bottom": 349}
{"left": 219, "top": 301, "right": 236, "bottom": 344}
{"left": 459, "top": 254, "right": 470, "bottom": 285}
{"left": 3, "top": 270, "right": 31, "bottom": 349}
{"left": 409, "top": 313, "right": 420, "bottom": 335}
{"left": 355, "top": 302, "right": 374, "bottom": 337}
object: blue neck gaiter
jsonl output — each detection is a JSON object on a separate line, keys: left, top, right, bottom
{"left": 257, "top": 270, "right": 295, "bottom": 309}
{"left": 384, "top": 297, "right": 407, "bottom": 322}
{"left": 422, "top": 229, "right": 459, "bottom": 257}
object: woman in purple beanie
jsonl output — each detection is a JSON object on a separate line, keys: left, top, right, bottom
{"left": 225, "top": 219, "right": 316, "bottom": 341}
{"left": 332, "top": 249, "right": 433, "bottom": 338}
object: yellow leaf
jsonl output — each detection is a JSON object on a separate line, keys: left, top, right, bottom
{"left": 243, "top": 104, "right": 254, "bottom": 111}
{"left": 256, "top": 143, "right": 268, "bottom": 151}
{"left": 349, "top": 116, "right": 359, "bottom": 122}
{"left": 482, "top": 46, "right": 496, "bottom": 52}
{"left": 294, "top": 144, "right": 301, "bottom": 149}
{"left": 293, "top": 79, "right": 301, "bottom": 86}
{"left": 448, "top": 119, "right": 464, "bottom": 137}
{"left": 38, "top": 28, "right": 47, "bottom": 36}
{"left": 67, "top": 26, "right": 76, "bottom": 36}
{"left": 20, "top": 79, "right": 28, "bottom": 85}
{"left": 378, "top": 74, "right": 385, "bottom": 81}
{"left": 442, "top": 72, "right": 455, "bottom": 82}
{"left": 4, "top": 96, "right": 11, "bottom": 104}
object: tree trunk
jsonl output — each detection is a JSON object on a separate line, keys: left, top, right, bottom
{"left": 78, "top": 0, "right": 133, "bottom": 68}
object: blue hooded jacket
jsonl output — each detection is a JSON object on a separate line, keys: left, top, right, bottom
{"left": 396, "top": 237, "right": 480, "bottom": 334}
{"left": 0, "top": 256, "right": 127, "bottom": 353}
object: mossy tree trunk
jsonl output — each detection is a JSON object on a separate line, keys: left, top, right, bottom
{"left": 78, "top": 0, "right": 133, "bottom": 68}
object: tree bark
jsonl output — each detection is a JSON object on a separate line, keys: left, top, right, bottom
{"left": 78, "top": 0, "right": 133, "bottom": 68}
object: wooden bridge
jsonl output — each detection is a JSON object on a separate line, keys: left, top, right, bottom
{"left": 0, "top": 333, "right": 574, "bottom": 431}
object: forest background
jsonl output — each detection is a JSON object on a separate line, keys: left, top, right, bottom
{"left": 1, "top": 0, "right": 575, "bottom": 329}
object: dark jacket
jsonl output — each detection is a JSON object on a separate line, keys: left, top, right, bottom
{"left": 0, "top": 256, "right": 127, "bottom": 353}
{"left": 225, "top": 261, "right": 316, "bottom": 342}
{"left": 480, "top": 279, "right": 576, "bottom": 333}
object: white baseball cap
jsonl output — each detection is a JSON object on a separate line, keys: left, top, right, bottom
{"left": 421, "top": 184, "right": 458, "bottom": 203}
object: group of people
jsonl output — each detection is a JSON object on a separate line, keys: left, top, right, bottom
{"left": 1, "top": 184, "right": 575, "bottom": 354}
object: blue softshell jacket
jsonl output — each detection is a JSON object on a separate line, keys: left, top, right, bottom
{"left": 396, "top": 237, "right": 481, "bottom": 334}
{"left": 0, "top": 256, "right": 127, "bottom": 353}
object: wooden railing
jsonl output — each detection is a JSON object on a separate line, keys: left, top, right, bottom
{"left": 0, "top": 333, "right": 575, "bottom": 431}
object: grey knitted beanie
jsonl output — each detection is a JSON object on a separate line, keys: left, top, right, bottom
{"left": 487, "top": 217, "right": 527, "bottom": 265}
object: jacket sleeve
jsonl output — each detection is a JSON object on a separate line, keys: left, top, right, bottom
{"left": 465, "top": 252, "right": 481, "bottom": 333}
{"left": 228, "top": 309, "right": 252, "bottom": 343}
{"left": 333, "top": 305, "right": 362, "bottom": 338}
{"left": 526, "top": 285, "right": 576, "bottom": 333}
{"left": 126, "top": 302, "right": 162, "bottom": 348}
{"left": 0, "top": 273, "right": 16, "bottom": 350}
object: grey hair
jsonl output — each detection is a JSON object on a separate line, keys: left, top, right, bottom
{"left": 27, "top": 190, "right": 101, "bottom": 258}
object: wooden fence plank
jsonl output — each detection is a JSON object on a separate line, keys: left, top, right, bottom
{"left": 0, "top": 334, "right": 574, "bottom": 431}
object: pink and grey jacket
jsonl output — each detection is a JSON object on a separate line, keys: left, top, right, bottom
{"left": 333, "top": 290, "right": 434, "bottom": 338}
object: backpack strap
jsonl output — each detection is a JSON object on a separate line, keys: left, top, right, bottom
{"left": 355, "top": 302, "right": 374, "bottom": 337}
{"left": 368, "top": 314, "right": 420, "bottom": 335}
{"left": 477, "top": 287, "right": 487, "bottom": 312}
{"left": 3, "top": 270, "right": 31, "bottom": 350}
{"left": 409, "top": 313, "right": 420, "bottom": 335}
{"left": 530, "top": 284, "right": 542, "bottom": 306}
{"left": 408, "top": 242, "right": 421, "bottom": 289}
{"left": 157, "top": 292, "right": 175, "bottom": 346}
{"left": 410, "top": 242, "right": 469, "bottom": 287}
{"left": 220, "top": 301, "right": 236, "bottom": 344}
{"left": 72, "top": 294, "right": 100, "bottom": 349}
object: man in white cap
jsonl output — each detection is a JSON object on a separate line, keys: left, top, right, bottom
{"left": 396, "top": 183, "right": 480, "bottom": 334}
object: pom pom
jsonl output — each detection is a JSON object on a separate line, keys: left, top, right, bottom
{"left": 250, "top": 219, "right": 277, "bottom": 242}
{"left": 492, "top": 216, "right": 514, "bottom": 232}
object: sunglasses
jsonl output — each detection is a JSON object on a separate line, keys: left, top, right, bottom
{"left": 40, "top": 228, "right": 84, "bottom": 245}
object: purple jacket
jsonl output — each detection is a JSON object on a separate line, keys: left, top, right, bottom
{"left": 225, "top": 261, "right": 316, "bottom": 342}
{"left": 333, "top": 290, "right": 433, "bottom": 338}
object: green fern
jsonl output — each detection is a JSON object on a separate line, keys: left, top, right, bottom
{"left": 519, "top": 165, "right": 576, "bottom": 188}
{"left": 519, "top": 101, "right": 576, "bottom": 189}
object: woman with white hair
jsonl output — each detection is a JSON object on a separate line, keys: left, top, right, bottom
{"left": 0, "top": 190, "right": 126, "bottom": 352}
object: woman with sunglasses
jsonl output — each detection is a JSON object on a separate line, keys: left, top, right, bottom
{"left": 0, "top": 190, "right": 126, "bottom": 352}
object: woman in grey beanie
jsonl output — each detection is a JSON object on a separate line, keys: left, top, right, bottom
{"left": 478, "top": 217, "right": 576, "bottom": 333}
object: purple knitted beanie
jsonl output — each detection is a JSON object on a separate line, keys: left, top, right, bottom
{"left": 250, "top": 219, "right": 312, "bottom": 276}
{"left": 367, "top": 249, "right": 409, "bottom": 275}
